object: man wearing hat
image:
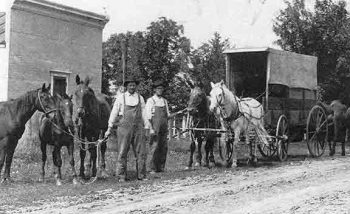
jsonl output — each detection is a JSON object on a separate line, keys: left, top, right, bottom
{"left": 105, "top": 77, "right": 147, "bottom": 181}
{"left": 145, "top": 79, "right": 172, "bottom": 173}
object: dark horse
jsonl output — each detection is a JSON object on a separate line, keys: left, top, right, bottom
{"left": 0, "top": 84, "right": 56, "bottom": 183}
{"left": 186, "top": 80, "right": 219, "bottom": 169}
{"left": 74, "top": 75, "right": 111, "bottom": 179}
{"left": 320, "top": 100, "right": 350, "bottom": 156}
{"left": 39, "top": 94, "right": 79, "bottom": 185}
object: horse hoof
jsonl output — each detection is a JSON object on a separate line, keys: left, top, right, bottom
{"left": 342, "top": 152, "right": 346, "bottom": 156}
{"left": 73, "top": 178, "right": 81, "bottom": 185}
{"left": 209, "top": 162, "right": 216, "bottom": 168}
{"left": 56, "top": 180, "right": 62, "bottom": 186}
{"left": 101, "top": 170, "right": 109, "bottom": 178}
{"left": 1, "top": 177, "right": 14, "bottom": 184}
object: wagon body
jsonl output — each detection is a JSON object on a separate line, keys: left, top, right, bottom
{"left": 224, "top": 47, "right": 318, "bottom": 139}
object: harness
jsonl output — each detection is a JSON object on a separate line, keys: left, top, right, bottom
{"left": 38, "top": 90, "right": 56, "bottom": 116}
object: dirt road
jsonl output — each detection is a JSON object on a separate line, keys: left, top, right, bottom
{"left": 10, "top": 155, "right": 350, "bottom": 214}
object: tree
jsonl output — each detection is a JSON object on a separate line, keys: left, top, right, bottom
{"left": 273, "top": 0, "right": 350, "bottom": 102}
{"left": 190, "top": 32, "right": 231, "bottom": 94}
{"left": 102, "top": 17, "right": 192, "bottom": 110}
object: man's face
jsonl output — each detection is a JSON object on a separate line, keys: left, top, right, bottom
{"left": 155, "top": 86, "right": 164, "bottom": 96}
{"left": 127, "top": 82, "right": 137, "bottom": 94}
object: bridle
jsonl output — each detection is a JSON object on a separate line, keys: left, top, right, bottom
{"left": 38, "top": 90, "right": 56, "bottom": 116}
{"left": 214, "top": 86, "right": 241, "bottom": 121}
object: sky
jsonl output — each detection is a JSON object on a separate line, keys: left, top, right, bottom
{"left": 1, "top": 0, "right": 318, "bottom": 48}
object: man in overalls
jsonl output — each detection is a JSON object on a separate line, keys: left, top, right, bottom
{"left": 105, "top": 77, "right": 147, "bottom": 181}
{"left": 145, "top": 79, "right": 171, "bottom": 173}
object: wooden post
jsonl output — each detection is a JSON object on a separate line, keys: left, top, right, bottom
{"left": 121, "top": 38, "right": 127, "bottom": 84}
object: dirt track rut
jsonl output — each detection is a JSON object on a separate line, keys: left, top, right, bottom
{"left": 13, "top": 156, "right": 350, "bottom": 214}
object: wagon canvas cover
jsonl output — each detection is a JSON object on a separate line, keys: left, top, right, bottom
{"left": 224, "top": 47, "right": 318, "bottom": 90}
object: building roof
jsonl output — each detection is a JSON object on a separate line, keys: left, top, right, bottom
{"left": 12, "top": 0, "right": 109, "bottom": 28}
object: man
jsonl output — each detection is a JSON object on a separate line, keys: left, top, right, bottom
{"left": 145, "top": 79, "right": 172, "bottom": 173}
{"left": 105, "top": 77, "right": 147, "bottom": 181}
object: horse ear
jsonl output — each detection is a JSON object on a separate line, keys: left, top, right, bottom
{"left": 84, "top": 76, "right": 90, "bottom": 86}
{"left": 42, "top": 83, "right": 46, "bottom": 91}
{"left": 76, "top": 75, "right": 81, "bottom": 85}
{"left": 220, "top": 80, "right": 224, "bottom": 85}
{"left": 210, "top": 82, "right": 215, "bottom": 88}
{"left": 47, "top": 83, "right": 51, "bottom": 91}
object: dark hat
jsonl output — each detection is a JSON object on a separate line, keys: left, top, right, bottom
{"left": 123, "top": 76, "right": 140, "bottom": 87}
{"left": 152, "top": 79, "right": 167, "bottom": 88}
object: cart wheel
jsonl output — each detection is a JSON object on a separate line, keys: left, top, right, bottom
{"left": 276, "top": 115, "right": 289, "bottom": 161}
{"left": 306, "top": 105, "right": 328, "bottom": 157}
{"left": 218, "top": 135, "right": 233, "bottom": 165}
{"left": 258, "top": 133, "right": 276, "bottom": 158}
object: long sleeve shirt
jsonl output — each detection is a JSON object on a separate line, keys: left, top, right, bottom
{"left": 108, "top": 91, "right": 146, "bottom": 128}
{"left": 144, "top": 94, "right": 170, "bottom": 129}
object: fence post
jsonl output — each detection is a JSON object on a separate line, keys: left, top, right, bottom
{"left": 168, "top": 118, "right": 173, "bottom": 140}
{"left": 182, "top": 115, "right": 186, "bottom": 138}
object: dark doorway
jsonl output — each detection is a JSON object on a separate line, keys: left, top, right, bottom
{"left": 53, "top": 76, "right": 67, "bottom": 96}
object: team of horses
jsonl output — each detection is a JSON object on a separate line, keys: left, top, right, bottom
{"left": 0, "top": 75, "right": 349, "bottom": 185}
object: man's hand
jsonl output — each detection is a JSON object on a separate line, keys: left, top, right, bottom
{"left": 104, "top": 128, "right": 112, "bottom": 138}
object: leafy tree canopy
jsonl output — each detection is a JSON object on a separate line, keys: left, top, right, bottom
{"left": 273, "top": 0, "right": 350, "bottom": 103}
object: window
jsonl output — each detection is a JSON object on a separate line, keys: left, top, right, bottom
{"left": 0, "top": 12, "right": 5, "bottom": 47}
{"left": 50, "top": 70, "right": 71, "bottom": 96}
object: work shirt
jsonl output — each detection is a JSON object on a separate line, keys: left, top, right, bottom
{"left": 145, "top": 95, "right": 170, "bottom": 129}
{"left": 108, "top": 91, "right": 146, "bottom": 128}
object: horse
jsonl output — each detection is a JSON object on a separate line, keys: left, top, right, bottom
{"left": 74, "top": 75, "right": 111, "bottom": 179}
{"left": 39, "top": 93, "right": 79, "bottom": 185}
{"left": 320, "top": 100, "right": 350, "bottom": 156}
{"left": 208, "top": 80, "right": 269, "bottom": 167}
{"left": 186, "top": 80, "right": 220, "bottom": 169}
{"left": 0, "top": 84, "right": 56, "bottom": 183}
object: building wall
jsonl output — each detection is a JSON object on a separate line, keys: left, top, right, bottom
{"left": 8, "top": 2, "right": 104, "bottom": 99}
{"left": 0, "top": 9, "right": 11, "bottom": 101}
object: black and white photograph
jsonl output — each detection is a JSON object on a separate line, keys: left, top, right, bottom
{"left": 1, "top": 0, "right": 350, "bottom": 213}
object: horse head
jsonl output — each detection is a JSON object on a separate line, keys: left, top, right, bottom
{"left": 37, "top": 83, "right": 56, "bottom": 117}
{"left": 55, "top": 93, "right": 74, "bottom": 134}
{"left": 74, "top": 75, "right": 97, "bottom": 120}
{"left": 209, "top": 80, "right": 238, "bottom": 119}
{"left": 187, "top": 82, "right": 208, "bottom": 116}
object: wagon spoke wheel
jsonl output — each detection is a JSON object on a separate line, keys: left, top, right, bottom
{"left": 276, "top": 115, "right": 289, "bottom": 161}
{"left": 258, "top": 134, "right": 276, "bottom": 158}
{"left": 306, "top": 105, "right": 328, "bottom": 157}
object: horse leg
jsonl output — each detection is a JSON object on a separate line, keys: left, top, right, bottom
{"left": 100, "top": 141, "right": 108, "bottom": 178}
{"left": 186, "top": 140, "right": 195, "bottom": 170}
{"left": 0, "top": 139, "right": 8, "bottom": 183}
{"left": 52, "top": 147, "right": 63, "bottom": 186}
{"left": 3, "top": 136, "right": 18, "bottom": 182}
{"left": 89, "top": 146, "right": 97, "bottom": 178}
{"left": 195, "top": 139, "right": 202, "bottom": 167}
{"left": 341, "top": 141, "right": 346, "bottom": 156}
{"left": 67, "top": 144, "right": 79, "bottom": 185}
{"left": 39, "top": 142, "right": 47, "bottom": 182}
{"left": 79, "top": 144, "right": 86, "bottom": 179}
{"left": 230, "top": 129, "right": 240, "bottom": 168}
{"left": 204, "top": 140, "right": 209, "bottom": 167}
{"left": 329, "top": 141, "right": 336, "bottom": 156}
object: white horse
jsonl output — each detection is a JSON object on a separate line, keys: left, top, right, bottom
{"left": 209, "top": 80, "right": 269, "bottom": 167}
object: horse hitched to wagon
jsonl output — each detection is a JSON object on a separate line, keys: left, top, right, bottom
{"left": 187, "top": 47, "right": 321, "bottom": 167}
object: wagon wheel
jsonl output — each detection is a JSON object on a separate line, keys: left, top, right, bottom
{"left": 276, "top": 115, "right": 289, "bottom": 161}
{"left": 258, "top": 131, "right": 276, "bottom": 158}
{"left": 218, "top": 133, "right": 234, "bottom": 165}
{"left": 306, "top": 105, "right": 328, "bottom": 157}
